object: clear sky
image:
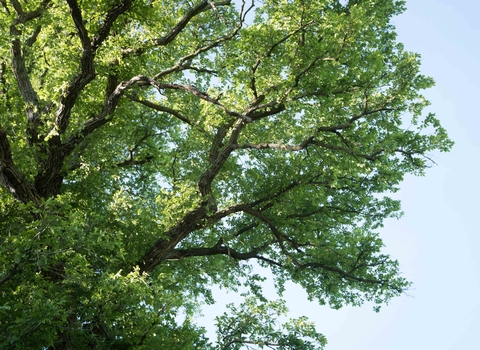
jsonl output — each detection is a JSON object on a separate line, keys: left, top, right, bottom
{"left": 200, "top": 1, "right": 480, "bottom": 349}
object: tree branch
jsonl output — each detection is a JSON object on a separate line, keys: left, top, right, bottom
{"left": 138, "top": 204, "right": 211, "bottom": 274}
{"left": 0, "top": 130, "right": 42, "bottom": 203}
{"left": 10, "top": 36, "right": 41, "bottom": 145}
{"left": 249, "top": 20, "right": 315, "bottom": 99}
{"left": 165, "top": 240, "right": 269, "bottom": 261}
{"left": 32, "top": 0, "right": 104, "bottom": 196}
{"left": 198, "top": 118, "right": 246, "bottom": 198}
{"left": 242, "top": 207, "right": 299, "bottom": 266}
{"left": 151, "top": 81, "right": 252, "bottom": 122}
{"left": 154, "top": 17, "right": 242, "bottom": 80}
{"left": 63, "top": 75, "right": 149, "bottom": 157}
{"left": 298, "top": 261, "right": 391, "bottom": 286}
{"left": 315, "top": 107, "right": 397, "bottom": 133}
{"left": 92, "top": 0, "right": 133, "bottom": 51}
{"left": 10, "top": 0, "right": 50, "bottom": 24}
{"left": 56, "top": 0, "right": 133, "bottom": 134}
{"left": 0, "top": 261, "right": 22, "bottom": 287}
{"left": 127, "top": 94, "right": 194, "bottom": 127}
{"left": 154, "top": 0, "right": 232, "bottom": 47}
{"left": 116, "top": 130, "right": 155, "bottom": 167}
{"left": 9, "top": 0, "right": 51, "bottom": 145}
{"left": 233, "top": 139, "right": 382, "bottom": 161}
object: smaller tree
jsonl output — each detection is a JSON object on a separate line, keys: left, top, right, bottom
{"left": 215, "top": 297, "right": 327, "bottom": 350}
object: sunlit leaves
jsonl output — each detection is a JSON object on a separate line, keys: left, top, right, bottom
{"left": 0, "top": 0, "right": 452, "bottom": 348}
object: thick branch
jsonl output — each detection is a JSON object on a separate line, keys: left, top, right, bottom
{"left": 55, "top": 0, "right": 94, "bottom": 134}
{"left": 138, "top": 117, "right": 247, "bottom": 273}
{"left": 138, "top": 204, "right": 210, "bottom": 274}
{"left": 56, "top": 0, "right": 133, "bottom": 134}
{"left": 10, "top": 37, "right": 40, "bottom": 144}
{"left": 0, "top": 130, "right": 42, "bottom": 203}
{"left": 65, "top": 0, "right": 90, "bottom": 49}
{"left": 10, "top": 0, "right": 49, "bottom": 24}
{"left": 34, "top": 75, "right": 145, "bottom": 197}
{"left": 92, "top": 0, "right": 133, "bottom": 51}
{"left": 9, "top": 0, "right": 50, "bottom": 144}
{"left": 198, "top": 118, "right": 245, "bottom": 197}
{"left": 245, "top": 102, "right": 286, "bottom": 121}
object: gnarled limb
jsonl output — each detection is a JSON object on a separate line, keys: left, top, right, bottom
{"left": 56, "top": 0, "right": 133, "bottom": 134}
{"left": 9, "top": 0, "right": 51, "bottom": 145}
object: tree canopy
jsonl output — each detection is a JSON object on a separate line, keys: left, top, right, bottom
{"left": 0, "top": 0, "right": 452, "bottom": 349}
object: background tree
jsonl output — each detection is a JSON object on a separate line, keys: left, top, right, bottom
{"left": 0, "top": 0, "right": 452, "bottom": 349}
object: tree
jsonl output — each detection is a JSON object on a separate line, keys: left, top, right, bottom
{"left": 0, "top": 0, "right": 452, "bottom": 348}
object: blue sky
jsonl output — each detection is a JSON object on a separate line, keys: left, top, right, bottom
{"left": 201, "top": 1, "right": 480, "bottom": 349}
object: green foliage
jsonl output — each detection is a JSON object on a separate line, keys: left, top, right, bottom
{"left": 0, "top": 0, "right": 452, "bottom": 349}
{"left": 216, "top": 297, "right": 327, "bottom": 350}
